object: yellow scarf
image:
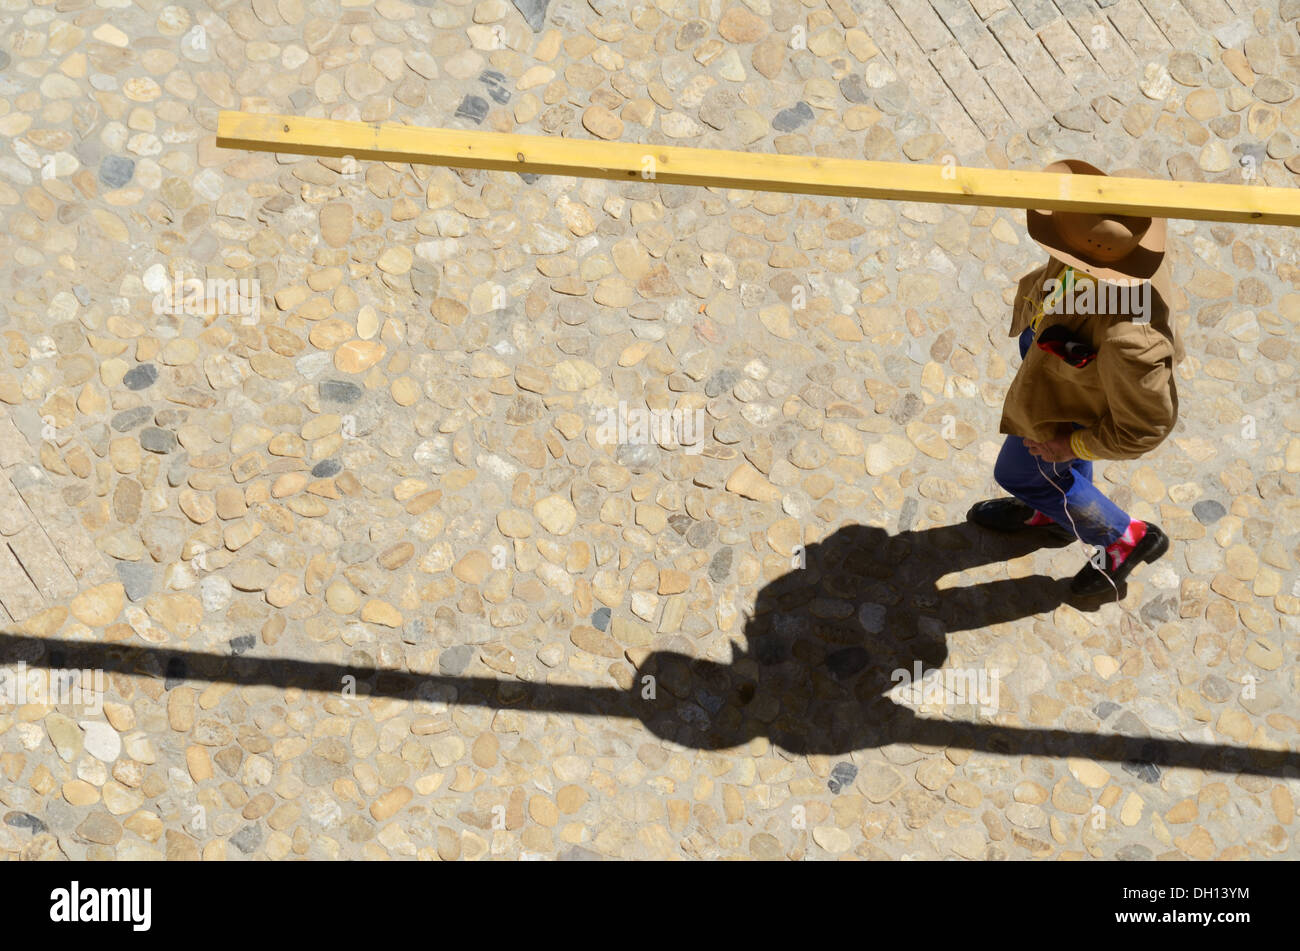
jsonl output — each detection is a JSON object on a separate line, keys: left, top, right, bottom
{"left": 1030, "top": 263, "right": 1095, "bottom": 332}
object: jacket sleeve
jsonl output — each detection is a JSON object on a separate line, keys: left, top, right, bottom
{"left": 1070, "top": 321, "right": 1178, "bottom": 461}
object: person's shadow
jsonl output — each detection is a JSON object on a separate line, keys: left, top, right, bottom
{"left": 2, "top": 522, "right": 1293, "bottom": 778}
{"left": 634, "top": 521, "right": 1078, "bottom": 754}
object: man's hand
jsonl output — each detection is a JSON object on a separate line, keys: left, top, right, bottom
{"left": 1025, "top": 425, "right": 1077, "bottom": 463}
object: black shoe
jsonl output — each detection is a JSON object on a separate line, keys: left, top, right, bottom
{"left": 967, "top": 498, "right": 1074, "bottom": 542}
{"left": 1069, "top": 523, "right": 1169, "bottom": 596}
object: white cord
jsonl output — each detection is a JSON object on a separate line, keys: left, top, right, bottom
{"left": 1033, "top": 455, "right": 1123, "bottom": 607}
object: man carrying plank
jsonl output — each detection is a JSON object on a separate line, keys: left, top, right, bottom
{"left": 967, "top": 160, "right": 1183, "bottom": 596}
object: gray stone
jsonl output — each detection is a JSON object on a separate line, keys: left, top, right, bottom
{"left": 229, "top": 635, "right": 256, "bottom": 655}
{"left": 591, "top": 607, "right": 611, "bottom": 631}
{"left": 708, "top": 547, "right": 733, "bottom": 583}
{"left": 115, "top": 561, "right": 154, "bottom": 601}
{"left": 1192, "top": 499, "right": 1226, "bottom": 524}
{"left": 439, "top": 645, "right": 475, "bottom": 675}
{"left": 402, "top": 617, "right": 431, "bottom": 645}
{"left": 512, "top": 0, "right": 551, "bottom": 31}
{"left": 827, "top": 762, "right": 858, "bottom": 794}
{"left": 311, "top": 459, "right": 341, "bottom": 478}
{"left": 122, "top": 363, "right": 157, "bottom": 390}
{"left": 230, "top": 823, "right": 263, "bottom": 854}
{"left": 704, "top": 368, "right": 739, "bottom": 398}
{"left": 772, "top": 101, "right": 813, "bottom": 132}
{"left": 1200, "top": 674, "right": 1232, "bottom": 703}
{"left": 319, "top": 379, "right": 362, "bottom": 403}
{"left": 455, "top": 95, "right": 489, "bottom": 124}
{"left": 685, "top": 520, "right": 717, "bottom": 549}
{"left": 139, "top": 427, "right": 176, "bottom": 453}
{"left": 840, "top": 74, "right": 871, "bottom": 104}
{"left": 897, "top": 497, "right": 917, "bottom": 532}
{"left": 111, "top": 406, "right": 153, "bottom": 431}
{"left": 3, "top": 811, "right": 46, "bottom": 834}
{"left": 889, "top": 392, "right": 922, "bottom": 425}
{"left": 1092, "top": 700, "right": 1120, "bottom": 720}
{"left": 99, "top": 155, "right": 135, "bottom": 188}
{"left": 479, "top": 69, "right": 510, "bottom": 104}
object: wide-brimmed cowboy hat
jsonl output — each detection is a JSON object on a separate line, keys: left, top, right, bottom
{"left": 1027, "top": 159, "right": 1166, "bottom": 282}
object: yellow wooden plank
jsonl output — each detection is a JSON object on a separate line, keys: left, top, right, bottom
{"left": 217, "top": 111, "right": 1300, "bottom": 226}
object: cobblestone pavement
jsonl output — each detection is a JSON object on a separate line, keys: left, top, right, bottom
{"left": 0, "top": 0, "right": 1298, "bottom": 860}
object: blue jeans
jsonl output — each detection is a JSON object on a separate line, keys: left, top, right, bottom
{"left": 994, "top": 328, "right": 1130, "bottom": 547}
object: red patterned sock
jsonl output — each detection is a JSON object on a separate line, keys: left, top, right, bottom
{"left": 1023, "top": 510, "right": 1055, "bottom": 526}
{"left": 1104, "top": 520, "right": 1148, "bottom": 570}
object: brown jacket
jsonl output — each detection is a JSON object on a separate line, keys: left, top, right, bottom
{"left": 999, "top": 255, "right": 1182, "bottom": 461}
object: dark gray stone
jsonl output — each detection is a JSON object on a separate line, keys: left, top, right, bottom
{"left": 139, "top": 426, "right": 176, "bottom": 453}
{"left": 518, "top": 172, "right": 540, "bottom": 184}
{"left": 512, "top": 0, "right": 551, "bottom": 31}
{"left": 455, "top": 95, "right": 489, "bottom": 124}
{"left": 0, "top": 51, "right": 10, "bottom": 71}
{"left": 230, "top": 823, "right": 263, "bottom": 854}
{"left": 311, "top": 459, "right": 341, "bottom": 478}
{"left": 99, "top": 155, "right": 135, "bottom": 188}
{"left": 319, "top": 379, "right": 362, "bottom": 403}
{"left": 591, "top": 607, "right": 611, "bottom": 631}
{"left": 1192, "top": 499, "right": 1226, "bottom": 524}
{"left": 122, "top": 363, "right": 157, "bottom": 390}
{"left": 229, "top": 635, "right": 256, "bottom": 655}
{"left": 708, "top": 547, "right": 733, "bottom": 583}
{"left": 439, "top": 645, "right": 475, "bottom": 676}
{"left": 4, "top": 811, "right": 45, "bottom": 834}
{"left": 479, "top": 69, "right": 511, "bottom": 104}
{"left": 115, "top": 561, "right": 154, "bottom": 602}
{"left": 111, "top": 406, "right": 153, "bottom": 431}
{"left": 772, "top": 101, "right": 813, "bottom": 132}
{"left": 827, "top": 762, "right": 858, "bottom": 794}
